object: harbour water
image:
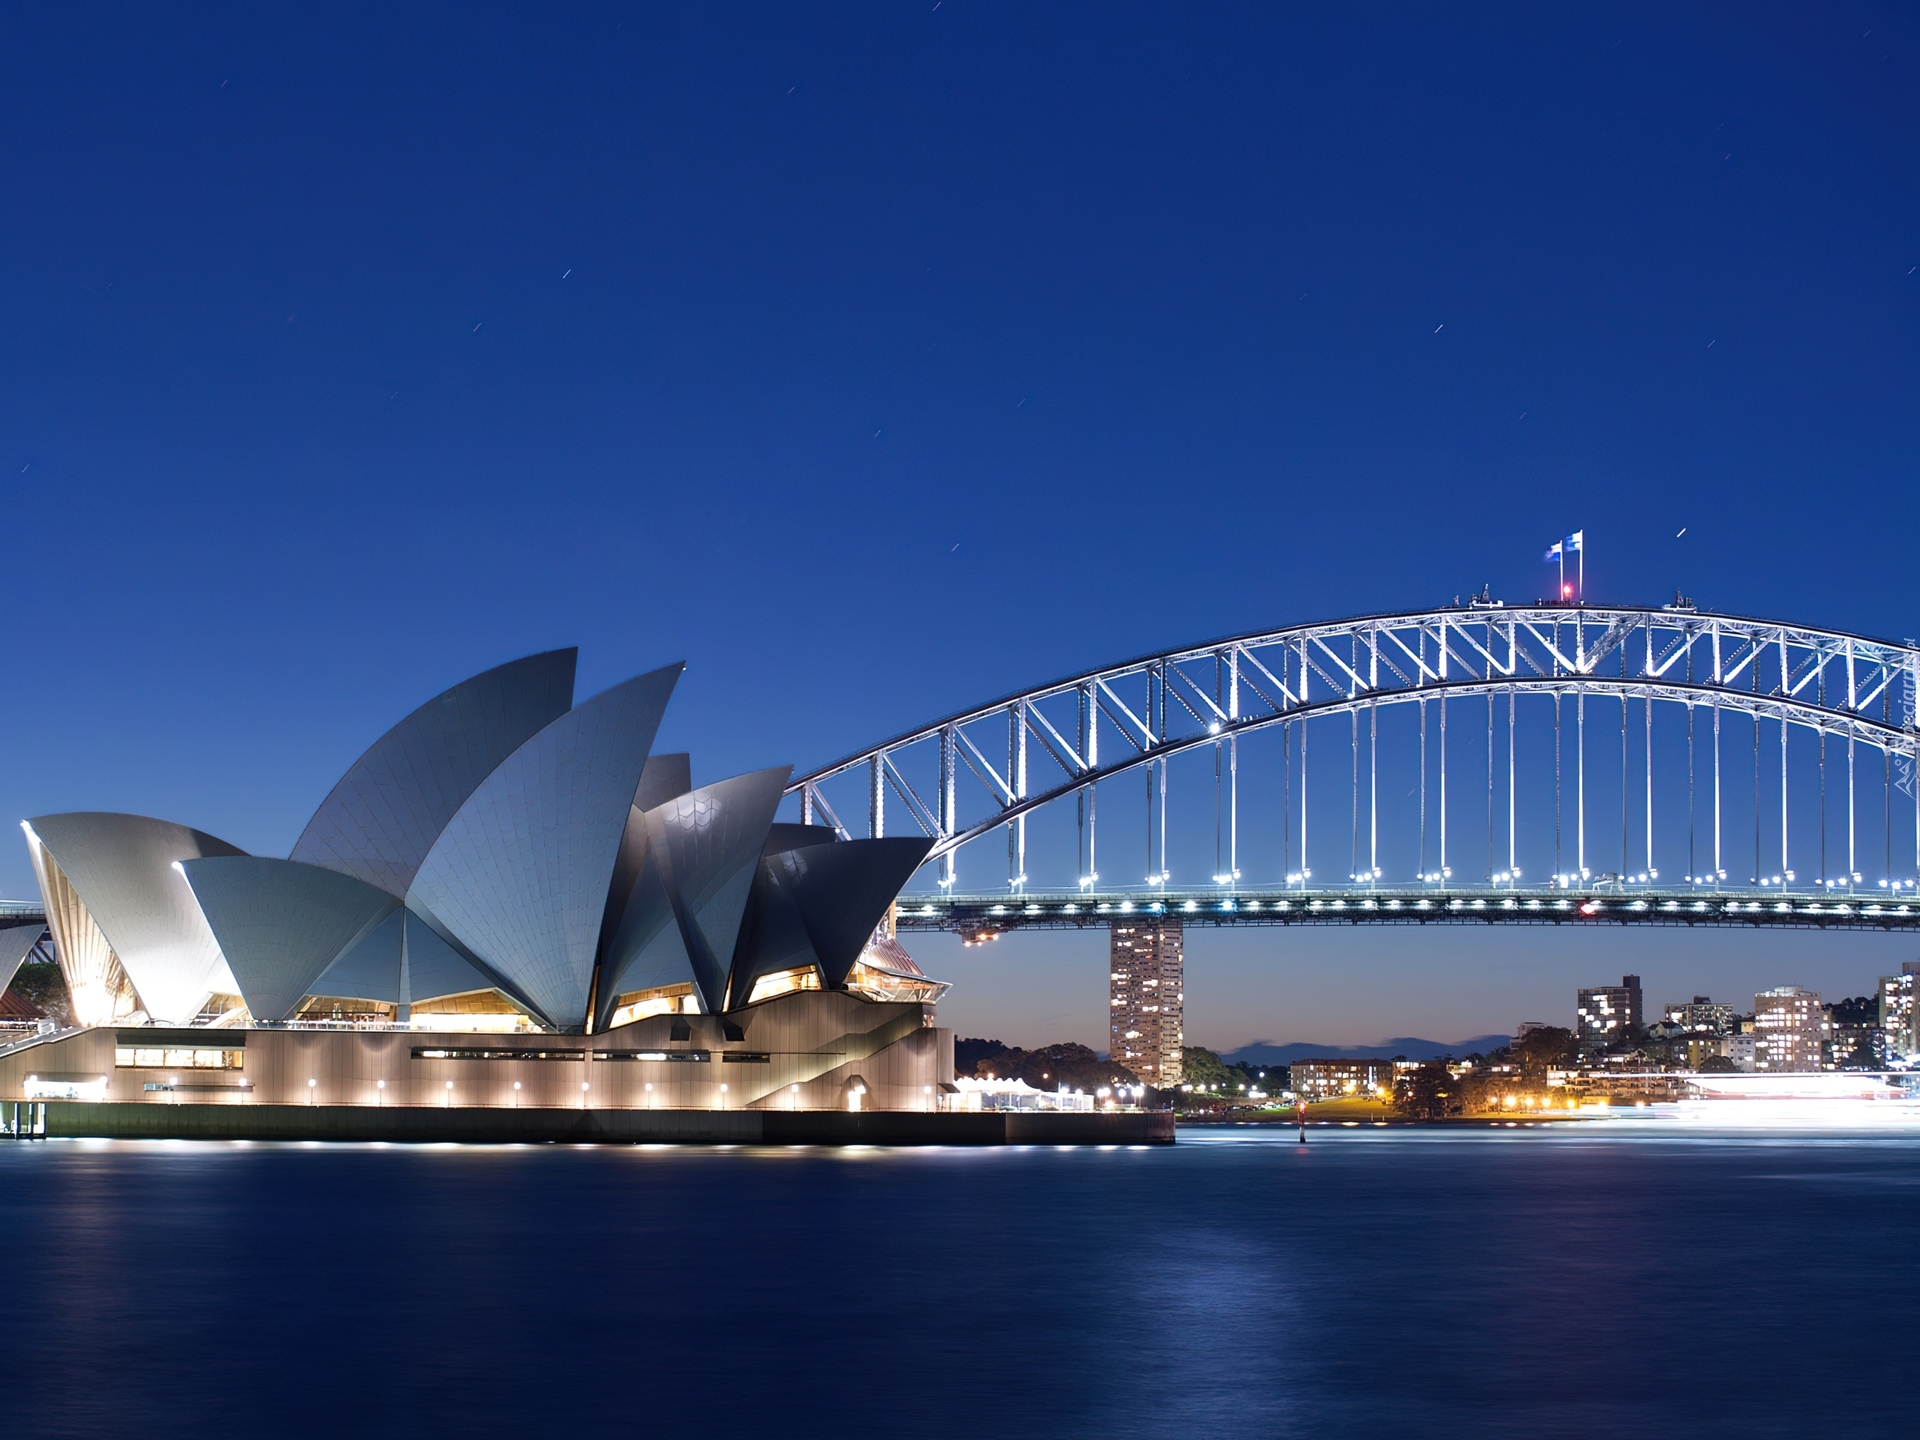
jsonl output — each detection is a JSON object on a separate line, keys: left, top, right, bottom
{"left": 3, "top": 1122, "right": 1913, "bottom": 1438}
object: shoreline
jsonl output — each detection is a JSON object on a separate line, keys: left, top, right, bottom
{"left": 3, "top": 1100, "right": 1175, "bottom": 1146}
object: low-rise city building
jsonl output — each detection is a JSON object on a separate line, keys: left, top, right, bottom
{"left": 1290, "top": 1058, "right": 1395, "bottom": 1100}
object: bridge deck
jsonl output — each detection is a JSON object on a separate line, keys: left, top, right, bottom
{"left": 896, "top": 887, "right": 1920, "bottom": 934}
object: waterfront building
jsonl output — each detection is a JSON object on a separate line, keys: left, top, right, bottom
{"left": 1109, "top": 921, "right": 1183, "bottom": 1086}
{"left": 1754, "top": 986, "right": 1824, "bottom": 1073}
{"left": 1663, "top": 997, "right": 1735, "bottom": 1034}
{"left": 1576, "top": 975, "right": 1643, "bottom": 1053}
{"left": 1878, "top": 963, "right": 1919, "bottom": 1061}
{"left": 946, "top": 1078, "right": 1096, "bottom": 1113}
{"left": 1291, "top": 1058, "right": 1394, "bottom": 1100}
{"left": 4, "top": 650, "right": 955, "bottom": 1114}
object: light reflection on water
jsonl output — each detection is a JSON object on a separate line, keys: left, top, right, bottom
{"left": 2, "top": 1127, "right": 1914, "bottom": 1439}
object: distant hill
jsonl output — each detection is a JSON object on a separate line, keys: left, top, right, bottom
{"left": 1222, "top": 1036, "right": 1512, "bottom": 1065}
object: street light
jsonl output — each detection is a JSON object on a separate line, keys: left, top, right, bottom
{"left": 376, "top": 1079, "right": 386, "bottom": 1107}
{"left": 307, "top": 1078, "right": 316, "bottom": 1106}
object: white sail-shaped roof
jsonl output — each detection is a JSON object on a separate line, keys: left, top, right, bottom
{"left": 597, "top": 854, "right": 691, "bottom": 1014}
{"left": 290, "top": 649, "right": 577, "bottom": 897}
{"left": 596, "top": 766, "right": 788, "bottom": 1023}
{"left": 23, "top": 824, "right": 125, "bottom": 1027}
{"left": 599, "top": 752, "right": 695, "bottom": 956}
{"left": 0, "top": 920, "right": 45, "bottom": 1003}
{"left": 180, "top": 857, "right": 400, "bottom": 1022}
{"left": 405, "top": 664, "right": 682, "bottom": 1030}
{"left": 770, "top": 837, "right": 935, "bottom": 987}
{"left": 307, "top": 906, "right": 406, "bottom": 1003}
{"left": 23, "top": 813, "right": 246, "bottom": 1025}
{"left": 308, "top": 906, "right": 509, "bottom": 1007}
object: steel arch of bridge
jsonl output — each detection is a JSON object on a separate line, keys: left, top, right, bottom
{"left": 788, "top": 603, "right": 1920, "bottom": 934}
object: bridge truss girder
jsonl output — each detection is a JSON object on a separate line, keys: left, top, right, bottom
{"left": 791, "top": 603, "right": 1920, "bottom": 900}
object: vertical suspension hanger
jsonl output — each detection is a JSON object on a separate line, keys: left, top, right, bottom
{"left": 1884, "top": 679, "right": 1892, "bottom": 887}
{"left": 1370, "top": 625, "right": 1380, "bottom": 883}
{"left": 1645, "top": 618, "right": 1654, "bottom": 880}
{"left": 1439, "top": 614, "right": 1448, "bottom": 883}
{"left": 1282, "top": 711, "right": 1290, "bottom": 886}
{"left": 1157, "top": 663, "right": 1168, "bottom": 886}
{"left": 1845, "top": 637, "right": 1856, "bottom": 888}
{"left": 1576, "top": 686, "right": 1585, "bottom": 882}
{"left": 1228, "top": 647, "right": 1238, "bottom": 884}
{"left": 1753, "top": 656, "right": 1762, "bottom": 884}
{"left": 1508, "top": 677, "right": 1517, "bottom": 882}
{"left": 1818, "top": 653, "right": 1828, "bottom": 885}
{"left": 1509, "top": 619, "right": 1517, "bottom": 882}
{"left": 1213, "top": 652, "right": 1223, "bottom": 884}
{"left": 1712, "top": 620, "right": 1722, "bottom": 887}
{"left": 1420, "top": 694, "right": 1428, "bottom": 879}
{"left": 1781, "top": 701, "right": 1790, "bottom": 883}
{"left": 1621, "top": 642, "right": 1630, "bottom": 880}
{"left": 1713, "top": 699, "right": 1722, "bottom": 887}
{"left": 1780, "top": 629, "right": 1791, "bottom": 883}
{"left": 1686, "top": 633, "right": 1695, "bottom": 884}
{"left": 1553, "top": 686, "right": 1562, "bottom": 882}
{"left": 1136, "top": 672, "right": 1152, "bottom": 887}
{"left": 1486, "top": 686, "right": 1494, "bottom": 883}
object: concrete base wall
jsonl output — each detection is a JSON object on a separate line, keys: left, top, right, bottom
{"left": 29, "top": 1101, "right": 1174, "bottom": 1146}
{"left": 0, "top": 991, "right": 953, "bottom": 1111}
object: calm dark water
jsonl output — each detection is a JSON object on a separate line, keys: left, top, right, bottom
{"left": 2, "top": 1123, "right": 1912, "bottom": 1438}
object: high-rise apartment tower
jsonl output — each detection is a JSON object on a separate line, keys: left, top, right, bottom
{"left": 1110, "top": 921, "right": 1184, "bottom": 1087}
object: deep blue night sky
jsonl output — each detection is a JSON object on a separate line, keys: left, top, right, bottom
{"left": 3, "top": 5, "right": 1915, "bottom": 1047}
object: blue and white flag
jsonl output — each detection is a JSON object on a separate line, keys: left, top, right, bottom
{"left": 1544, "top": 541, "right": 1563, "bottom": 561}
{"left": 1565, "top": 529, "right": 1584, "bottom": 552}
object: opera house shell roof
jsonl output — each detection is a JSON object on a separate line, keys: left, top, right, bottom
{"left": 22, "top": 651, "right": 940, "bottom": 1032}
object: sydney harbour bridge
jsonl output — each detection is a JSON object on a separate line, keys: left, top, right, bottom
{"left": 787, "top": 599, "right": 1920, "bottom": 940}
{"left": 2, "top": 597, "right": 1916, "bottom": 971}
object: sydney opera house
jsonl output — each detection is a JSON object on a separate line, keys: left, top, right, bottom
{"left": 0, "top": 650, "right": 964, "bottom": 1128}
